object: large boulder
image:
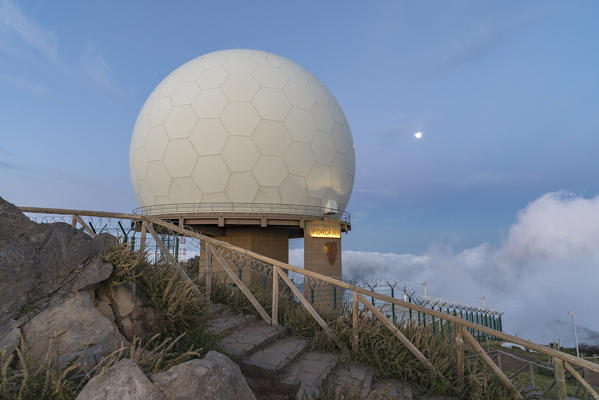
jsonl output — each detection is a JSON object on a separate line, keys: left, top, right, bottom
{"left": 0, "top": 196, "right": 117, "bottom": 332}
{"left": 21, "top": 292, "right": 127, "bottom": 367}
{"left": 75, "top": 358, "right": 165, "bottom": 400}
{"left": 151, "top": 351, "right": 257, "bottom": 400}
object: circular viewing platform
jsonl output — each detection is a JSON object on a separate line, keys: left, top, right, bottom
{"left": 133, "top": 202, "right": 351, "bottom": 238}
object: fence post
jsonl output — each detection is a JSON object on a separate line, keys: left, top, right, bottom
{"left": 529, "top": 364, "right": 535, "bottom": 387}
{"left": 140, "top": 221, "right": 147, "bottom": 252}
{"left": 272, "top": 266, "right": 279, "bottom": 325}
{"left": 333, "top": 287, "right": 337, "bottom": 309}
{"left": 554, "top": 357, "right": 568, "bottom": 399}
{"left": 206, "top": 247, "right": 212, "bottom": 303}
{"left": 456, "top": 324, "right": 464, "bottom": 388}
{"left": 352, "top": 292, "right": 359, "bottom": 353}
{"left": 390, "top": 285, "right": 396, "bottom": 322}
{"left": 553, "top": 356, "right": 568, "bottom": 400}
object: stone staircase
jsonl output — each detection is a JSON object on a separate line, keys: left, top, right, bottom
{"left": 207, "top": 304, "right": 414, "bottom": 400}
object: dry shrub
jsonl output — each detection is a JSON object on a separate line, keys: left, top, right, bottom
{"left": 103, "top": 245, "right": 219, "bottom": 356}
{"left": 0, "top": 333, "right": 199, "bottom": 400}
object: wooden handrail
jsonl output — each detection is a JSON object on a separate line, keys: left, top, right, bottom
{"left": 19, "top": 206, "right": 599, "bottom": 375}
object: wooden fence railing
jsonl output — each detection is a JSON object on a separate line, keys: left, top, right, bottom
{"left": 19, "top": 206, "right": 599, "bottom": 400}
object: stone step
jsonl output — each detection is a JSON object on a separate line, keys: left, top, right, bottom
{"left": 279, "top": 352, "right": 339, "bottom": 400}
{"left": 218, "top": 321, "right": 287, "bottom": 358}
{"left": 207, "top": 306, "right": 256, "bottom": 336}
{"left": 324, "top": 362, "right": 373, "bottom": 397}
{"left": 372, "top": 380, "right": 413, "bottom": 400}
{"left": 241, "top": 336, "right": 310, "bottom": 379}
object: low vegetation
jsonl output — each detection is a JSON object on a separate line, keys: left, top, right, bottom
{"left": 210, "top": 276, "right": 517, "bottom": 399}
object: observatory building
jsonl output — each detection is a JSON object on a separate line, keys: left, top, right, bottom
{"left": 129, "top": 49, "right": 355, "bottom": 300}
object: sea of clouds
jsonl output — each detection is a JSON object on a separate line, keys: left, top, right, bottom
{"left": 290, "top": 192, "right": 599, "bottom": 346}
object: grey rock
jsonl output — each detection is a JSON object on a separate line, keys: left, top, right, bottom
{"left": 218, "top": 321, "right": 286, "bottom": 358}
{"left": 22, "top": 293, "right": 127, "bottom": 368}
{"left": 0, "top": 327, "right": 21, "bottom": 355}
{"left": 151, "top": 351, "right": 256, "bottom": 400}
{"left": 72, "top": 258, "right": 114, "bottom": 292}
{"left": 242, "top": 336, "right": 310, "bottom": 379}
{"left": 111, "top": 283, "right": 136, "bottom": 318}
{"left": 280, "top": 351, "right": 339, "bottom": 400}
{"left": 372, "top": 380, "right": 413, "bottom": 400}
{"left": 75, "top": 358, "right": 165, "bottom": 400}
{"left": 0, "top": 196, "right": 117, "bottom": 332}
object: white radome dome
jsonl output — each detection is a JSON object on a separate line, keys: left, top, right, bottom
{"left": 129, "top": 49, "right": 355, "bottom": 212}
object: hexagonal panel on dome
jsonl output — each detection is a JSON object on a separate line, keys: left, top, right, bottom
{"left": 133, "top": 148, "right": 148, "bottom": 180}
{"left": 221, "top": 74, "right": 259, "bottom": 101}
{"left": 252, "top": 66, "right": 287, "bottom": 88}
{"left": 165, "top": 105, "right": 197, "bottom": 139}
{"left": 220, "top": 102, "right": 260, "bottom": 136}
{"left": 179, "top": 59, "right": 204, "bottom": 82}
{"left": 331, "top": 122, "right": 353, "bottom": 155}
{"left": 252, "top": 120, "right": 291, "bottom": 156}
{"left": 311, "top": 102, "right": 334, "bottom": 132}
{"left": 252, "top": 156, "right": 288, "bottom": 186}
{"left": 279, "top": 174, "right": 307, "bottom": 205}
{"left": 171, "top": 82, "right": 200, "bottom": 106}
{"left": 163, "top": 139, "right": 197, "bottom": 177}
{"left": 311, "top": 132, "right": 336, "bottom": 165}
{"left": 253, "top": 186, "right": 281, "bottom": 204}
{"left": 189, "top": 119, "right": 228, "bottom": 155}
{"left": 133, "top": 114, "right": 150, "bottom": 149}
{"left": 222, "top": 136, "right": 260, "bottom": 172}
{"left": 224, "top": 57, "right": 258, "bottom": 74}
{"left": 306, "top": 163, "right": 332, "bottom": 199}
{"left": 197, "top": 67, "right": 229, "bottom": 89}
{"left": 285, "top": 108, "right": 317, "bottom": 143}
{"left": 145, "top": 125, "right": 169, "bottom": 161}
{"left": 191, "top": 88, "right": 227, "bottom": 118}
{"left": 283, "top": 142, "right": 314, "bottom": 176}
{"left": 330, "top": 153, "right": 348, "bottom": 188}
{"left": 192, "top": 156, "right": 230, "bottom": 193}
{"left": 202, "top": 192, "right": 231, "bottom": 202}
{"left": 135, "top": 179, "right": 154, "bottom": 206}
{"left": 225, "top": 171, "right": 259, "bottom": 202}
{"left": 169, "top": 177, "right": 203, "bottom": 204}
{"left": 197, "top": 54, "right": 227, "bottom": 69}
{"left": 252, "top": 88, "right": 291, "bottom": 121}
{"left": 150, "top": 97, "right": 172, "bottom": 126}
{"left": 284, "top": 81, "right": 314, "bottom": 110}
{"left": 279, "top": 61, "right": 309, "bottom": 85}
{"left": 147, "top": 161, "right": 171, "bottom": 197}
{"left": 159, "top": 74, "right": 180, "bottom": 97}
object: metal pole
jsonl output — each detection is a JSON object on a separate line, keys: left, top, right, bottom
{"left": 569, "top": 311, "right": 580, "bottom": 358}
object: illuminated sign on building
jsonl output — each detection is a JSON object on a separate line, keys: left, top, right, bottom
{"left": 310, "top": 222, "right": 341, "bottom": 238}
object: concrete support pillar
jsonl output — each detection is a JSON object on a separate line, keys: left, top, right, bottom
{"left": 303, "top": 220, "right": 342, "bottom": 310}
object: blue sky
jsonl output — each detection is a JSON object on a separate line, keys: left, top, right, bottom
{"left": 2, "top": 0, "right": 599, "bottom": 344}
{"left": 1, "top": 0, "right": 598, "bottom": 254}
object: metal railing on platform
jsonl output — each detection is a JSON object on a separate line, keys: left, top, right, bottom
{"left": 132, "top": 202, "right": 351, "bottom": 223}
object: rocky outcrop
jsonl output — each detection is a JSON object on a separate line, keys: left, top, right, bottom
{"left": 21, "top": 291, "right": 127, "bottom": 368}
{"left": 0, "top": 197, "right": 117, "bottom": 331}
{"left": 151, "top": 351, "right": 257, "bottom": 400}
{"left": 75, "top": 359, "right": 165, "bottom": 400}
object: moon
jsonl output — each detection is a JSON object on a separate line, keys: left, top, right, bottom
{"left": 413, "top": 131, "right": 423, "bottom": 139}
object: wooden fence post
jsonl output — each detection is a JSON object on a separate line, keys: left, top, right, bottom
{"left": 553, "top": 357, "right": 568, "bottom": 400}
{"left": 206, "top": 245, "right": 212, "bottom": 303}
{"left": 529, "top": 364, "right": 535, "bottom": 387}
{"left": 456, "top": 325, "right": 464, "bottom": 388}
{"left": 352, "top": 292, "right": 359, "bottom": 353}
{"left": 462, "top": 329, "right": 524, "bottom": 400}
{"left": 71, "top": 215, "right": 77, "bottom": 228}
{"left": 272, "top": 266, "right": 279, "bottom": 325}
{"left": 564, "top": 362, "right": 599, "bottom": 400}
{"left": 139, "top": 221, "right": 147, "bottom": 252}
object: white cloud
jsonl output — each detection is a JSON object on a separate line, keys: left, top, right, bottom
{"left": 291, "top": 192, "right": 599, "bottom": 346}
{"left": 80, "top": 42, "right": 128, "bottom": 100}
{"left": 0, "top": 0, "right": 60, "bottom": 63}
